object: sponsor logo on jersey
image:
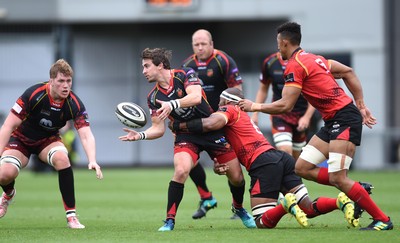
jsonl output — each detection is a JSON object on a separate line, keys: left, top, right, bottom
{"left": 207, "top": 69, "right": 213, "bottom": 77}
{"left": 284, "top": 73, "right": 294, "bottom": 82}
{"left": 39, "top": 118, "right": 53, "bottom": 129}
{"left": 177, "top": 88, "right": 183, "bottom": 98}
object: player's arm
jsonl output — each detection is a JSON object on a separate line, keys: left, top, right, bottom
{"left": 77, "top": 126, "right": 103, "bottom": 179}
{"left": 239, "top": 86, "right": 301, "bottom": 114}
{"left": 174, "top": 113, "right": 227, "bottom": 133}
{"left": 119, "top": 114, "right": 166, "bottom": 141}
{"left": 0, "top": 112, "right": 22, "bottom": 154}
{"left": 329, "top": 60, "right": 376, "bottom": 128}
{"left": 156, "top": 84, "right": 202, "bottom": 121}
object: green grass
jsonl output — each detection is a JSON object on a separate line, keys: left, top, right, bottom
{"left": 1, "top": 168, "right": 399, "bottom": 242}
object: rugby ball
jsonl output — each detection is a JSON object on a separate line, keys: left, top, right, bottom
{"left": 115, "top": 102, "right": 147, "bottom": 128}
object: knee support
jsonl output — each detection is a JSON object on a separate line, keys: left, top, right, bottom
{"left": 273, "top": 132, "right": 293, "bottom": 147}
{"left": 299, "top": 145, "right": 327, "bottom": 165}
{"left": 292, "top": 184, "right": 309, "bottom": 204}
{"left": 327, "top": 152, "right": 352, "bottom": 172}
{"left": 252, "top": 202, "right": 277, "bottom": 221}
{"left": 47, "top": 146, "right": 68, "bottom": 166}
{"left": 293, "top": 141, "right": 307, "bottom": 152}
{"left": 0, "top": 155, "right": 22, "bottom": 172}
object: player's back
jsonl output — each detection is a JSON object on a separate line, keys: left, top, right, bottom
{"left": 217, "top": 105, "right": 274, "bottom": 170}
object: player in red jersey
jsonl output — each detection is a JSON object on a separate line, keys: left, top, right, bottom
{"left": 182, "top": 29, "right": 246, "bottom": 219}
{"left": 172, "top": 87, "right": 359, "bottom": 229}
{"left": 252, "top": 51, "right": 315, "bottom": 160}
{"left": 119, "top": 48, "right": 255, "bottom": 231}
{"left": 0, "top": 59, "right": 103, "bottom": 229}
{"left": 239, "top": 22, "right": 392, "bottom": 231}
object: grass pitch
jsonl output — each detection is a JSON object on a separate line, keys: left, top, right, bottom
{"left": 0, "top": 168, "right": 398, "bottom": 242}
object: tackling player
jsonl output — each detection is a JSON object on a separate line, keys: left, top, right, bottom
{"left": 172, "top": 87, "right": 358, "bottom": 228}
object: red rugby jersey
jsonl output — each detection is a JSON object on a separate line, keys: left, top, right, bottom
{"left": 283, "top": 49, "right": 353, "bottom": 120}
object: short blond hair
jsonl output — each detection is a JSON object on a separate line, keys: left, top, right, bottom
{"left": 50, "top": 59, "right": 74, "bottom": 78}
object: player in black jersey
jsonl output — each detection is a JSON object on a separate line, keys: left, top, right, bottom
{"left": 252, "top": 52, "right": 315, "bottom": 160}
{"left": 119, "top": 48, "right": 255, "bottom": 231}
{"left": 182, "top": 29, "right": 246, "bottom": 219}
{"left": 0, "top": 59, "right": 103, "bottom": 229}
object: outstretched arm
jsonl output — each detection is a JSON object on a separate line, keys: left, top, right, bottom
{"left": 175, "top": 113, "right": 227, "bottom": 133}
{"left": 239, "top": 86, "right": 301, "bottom": 114}
{"left": 119, "top": 115, "right": 166, "bottom": 141}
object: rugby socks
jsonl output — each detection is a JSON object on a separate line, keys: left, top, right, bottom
{"left": 1, "top": 180, "right": 15, "bottom": 196}
{"left": 166, "top": 181, "right": 184, "bottom": 220}
{"left": 260, "top": 204, "right": 286, "bottom": 228}
{"left": 316, "top": 167, "right": 332, "bottom": 186}
{"left": 307, "top": 197, "right": 338, "bottom": 217}
{"left": 58, "top": 167, "right": 76, "bottom": 211}
{"left": 229, "top": 180, "right": 245, "bottom": 208}
{"left": 189, "top": 163, "right": 212, "bottom": 199}
{"left": 347, "top": 182, "right": 389, "bottom": 222}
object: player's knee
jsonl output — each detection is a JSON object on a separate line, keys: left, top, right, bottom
{"left": 0, "top": 155, "right": 21, "bottom": 183}
{"left": 47, "top": 146, "right": 70, "bottom": 169}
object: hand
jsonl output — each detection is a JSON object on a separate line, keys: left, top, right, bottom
{"left": 297, "top": 116, "right": 310, "bottom": 132}
{"left": 88, "top": 161, "right": 103, "bottom": 179}
{"left": 118, "top": 128, "right": 140, "bottom": 141}
{"left": 156, "top": 99, "right": 172, "bottom": 120}
{"left": 360, "top": 107, "right": 377, "bottom": 129}
{"left": 238, "top": 99, "right": 254, "bottom": 112}
{"left": 213, "top": 158, "right": 229, "bottom": 175}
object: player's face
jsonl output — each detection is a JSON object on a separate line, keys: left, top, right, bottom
{"left": 192, "top": 34, "right": 213, "bottom": 61}
{"left": 49, "top": 72, "right": 72, "bottom": 101}
{"left": 277, "top": 34, "right": 289, "bottom": 60}
{"left": 142, "top": 59, "right": 159, "bottom": 83}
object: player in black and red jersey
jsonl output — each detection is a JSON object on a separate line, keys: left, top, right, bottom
{"left": 239, "top": 22, "right": 392, "bottom": 231}
{"left": 172, "top": 87, "right": 359, "bottom": 229}
{"left": 119, "top": 48, "right": 255, "bottom": 231}
{"left": 182, "top": 29, "right": 246, "bottom": 220}
{"left": 252, "top": 52, "right": 315, "bottom": 160}
{"left": 0, "top": 59, "right": 103, "bottom": 229}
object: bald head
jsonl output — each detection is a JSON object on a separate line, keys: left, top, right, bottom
{"left": 192, "top": 29, "right": 214, "bottom": 61}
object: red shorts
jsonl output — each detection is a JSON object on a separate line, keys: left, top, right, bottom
{"left": 6, "top": 132, "right": 62, "bottom": 158}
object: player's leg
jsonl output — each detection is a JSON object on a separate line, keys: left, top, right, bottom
{"left": 328, "top": 140, "right": 392, "bottom": 230}
{"left": 0, "top": 149, "right": 28, "bottom": 218}
{"left": 158, "top": 146, "right": 196, "bottom": 231}
{"left": 39, "top": 139, "right": 84, "bottom": 229}
{"left": 190, "top": 162, "right": 217, "bottom": 219}
{"left": 295, "top": 134, "right": 330, "bottom": 185}
{"left": 292, "top": 128, "right": 307, "bottom": 161}
{"left": 271, "top": 116, "right": 294, "bottom": 157}
{"left": 250, "top": 152, "right": 307, "bottom": 228}
{"left": 223, "top": 157, "right": 255, "bottom": 228}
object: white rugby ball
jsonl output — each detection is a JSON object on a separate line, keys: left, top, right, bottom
{"left": 115, "top": 102, "right": 147, "bottom": 128}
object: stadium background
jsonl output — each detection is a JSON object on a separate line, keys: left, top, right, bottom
{"left": 0, "top": 0, "right": 399, "bottom": 170}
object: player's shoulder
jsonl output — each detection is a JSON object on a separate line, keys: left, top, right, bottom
{"left": 23, "top": 82, "right": 47, "bottom": 100}
{"left": 181, "top": 54, "right": 196, "bottom": 67}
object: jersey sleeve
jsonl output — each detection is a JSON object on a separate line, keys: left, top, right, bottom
{"left": 283, "top": 61, "right": 306, "bottom": 89}
{"left": 69, "top": 93, "right": 90, "bottom": 130}
{"left": 11, "top": 84, "right": 39, "bottom": 120}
